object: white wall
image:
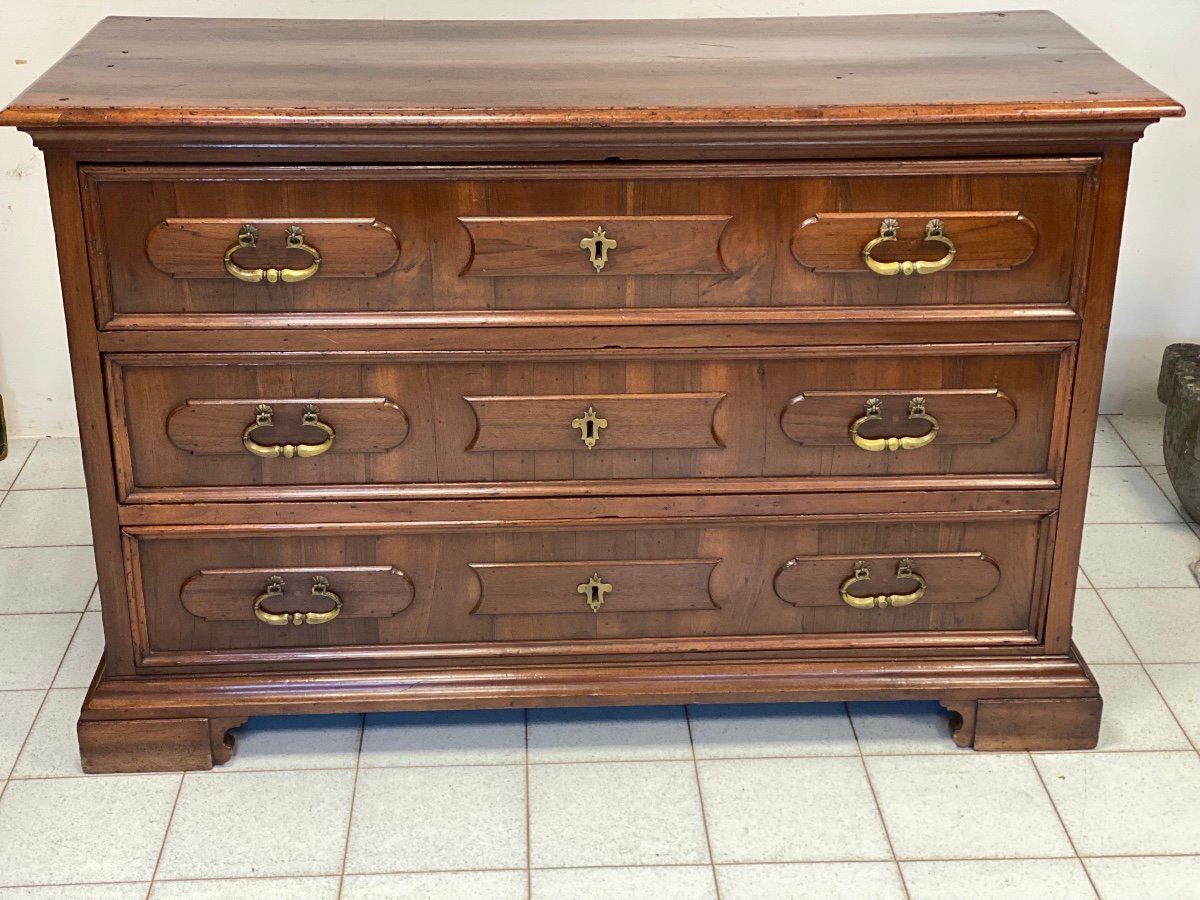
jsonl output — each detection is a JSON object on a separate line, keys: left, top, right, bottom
{"left": 1, "top": 0, "right": 1195, "bottom": 436}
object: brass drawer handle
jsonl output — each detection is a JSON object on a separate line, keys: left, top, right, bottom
{"left": 579, "top": 226, "right": 617, "bottom": 273}
{"left": 850, "top": 397, "right": 939, "bottom": 452}
{"left": 571, "top": 405, "right": 608, "bottom": 449}
{"left": 840, "top": 559, "right": 926, "bottom": 610}
{"left": 862, "top": 217, "right": 956, "bottom": 276}
{"left": 242, "top": 404, "right": 336, "bottom": 459}
{"left": 577, "top": 573, "right": 612, "bottom": 612}
{"left": 224, "top": 224, "right": 322, "bottom": 284}
{"left": 253, "top": 575, "right": 343, "bottom": 626}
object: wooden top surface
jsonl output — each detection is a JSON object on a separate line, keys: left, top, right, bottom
{"left": 0, "top": 12, "right": 1182, "bottom": 129}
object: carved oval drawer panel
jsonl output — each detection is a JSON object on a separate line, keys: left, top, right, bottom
{"left": 110, "top": 345, "right": 1070, "bottom": 501}
{"left": 127, "top": 510, "right": 1051, "bottom": 668}
{"left": 82, "top": 158, "right": 1094, "bottom": 328}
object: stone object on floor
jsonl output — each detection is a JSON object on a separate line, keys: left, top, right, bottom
{"left": 1159, "top": 343, "right": 1200, "bottom": 524}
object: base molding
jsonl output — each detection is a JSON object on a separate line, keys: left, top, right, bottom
{"left": 79, "top": 646, "right": 1102, "bottom": 771}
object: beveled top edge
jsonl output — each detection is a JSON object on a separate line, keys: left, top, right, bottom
{"left": 0, "top": 11, "right": 1184, "bottom": 130}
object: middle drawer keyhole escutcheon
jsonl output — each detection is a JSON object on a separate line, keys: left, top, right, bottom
{"left": 571, "top": 405, "right": 608, "bottom": 449}
{"left": 577, "top": 573, "right": 612, "bottom": 612}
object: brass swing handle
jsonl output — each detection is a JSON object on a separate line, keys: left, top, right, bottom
{"left": 253, "top": 574, "right": 343, "bottom": 626}
{"left": 224, "top": 224, "right": 322, "bottom": 284}
{"left": 840, "top": 559, "right": 926, "bottom": 610}
{"left": 242, "top": 404, "right": 336, "bottom": 459}
{"left": 862, "top": 217, "right": 956, "bottom": 276}
{"left": 850, "top": 396, "right": 939, "bottom": 452}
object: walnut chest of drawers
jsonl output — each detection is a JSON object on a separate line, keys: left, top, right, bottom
{"left": 0, "top": 12, "right": 1182, "bottom": 771}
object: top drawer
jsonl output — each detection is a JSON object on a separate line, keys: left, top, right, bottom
{"left": 81, "top": 159, "right": 1098, "bottom": 330}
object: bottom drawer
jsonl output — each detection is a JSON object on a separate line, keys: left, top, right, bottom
{"left": 126, "top": 511, "right": 1054, "bottom": 668}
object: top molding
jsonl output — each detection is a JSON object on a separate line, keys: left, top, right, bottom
{"left": 0, "top": 12, "right": 1183, "bottom": 132}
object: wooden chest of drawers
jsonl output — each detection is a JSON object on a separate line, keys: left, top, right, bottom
{"left": 1, "top": 13, "right": 1181, "bottom": 771}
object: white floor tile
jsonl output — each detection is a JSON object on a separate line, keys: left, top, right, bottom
{"left": 0, "top": 774, "right": 180, "bottom": 885}
{"left": 848, "top": 701, "right": 966, "bottom": 755}
{"left": 1109, "top": 414, "right": 1166, "bottom": 467}
{"left": 1035, "top": 751, "right": 1200, "bottom": 855}
{"left": 528, "top": 706, "right": 692, "bottom": 763}
{"left": 0, "top": 547, "right": 95, "bottom": 614}
{"left": 1148, "top": 465, "right": 1196, "bottom": 522}
{"left": 1146, "top": 664, "right": 1200, "bottom": 746}
{"left": 12, "top": 439, "right": 86, "bottom": 490}
{"left": 12, "top": 688, "right": 88, "bottom": 777}
{"left": 1092, "top": 417, "right": 1139, "bottom": 467}
{"left": 698, "top": 756, "right": 890, "bottom": 863}
{"left": 158, "top": 769, "right": 355, "bottom": 879}
{"left": 1102, "top": 588, "right": 1200, "bottom": 662}
{"left": 52, "top": 611, "right": 103, "bottom": 689}
{"left": 347, "top": 765, "right": 526, "bottom": 873}
{"left": 0, "top": 440, "right": 36, "bottom": 491}
{"left": 1072, "top": 589, "right": 1139, "bottom": 663}
{"left": 1085, "top": 467, "right": 1181, "bottom": 523}
{"left": 716, "top": 862, "right": 906, "bottom": 900}
{"left": 1079, "top": 665, "right": 1191, "bottom": 751}
{"left": 902, "top": 859, "right": 1097, "bottom": 900}
{"left": 0, "top": 886, "right": 149, "bottom": 900}
{"left": 86, "top": 586, "right": 100, "bottom": 611}
{"left": 0, "top": 614, "right": 79, "bottom": 689}
{"left": 866, "top": 754, "right": 1073, "bottom": 859}
{"left": 0, "top": 692, "right": 44, "bottom": 779}
{"left": 529, "top": 761, "right": 708, "bottom": 867}
{"left": 0, "top": 489, "right": 91, "bottom": 547}
{"left": 343, "top": 871, "right": 527, "bottom": 900}
{"left": 1084, "top": 855, "right": 1200, "bottom": 900}
{"left": 222, "top": 714, "right": 362, "bottom": 771}
{"left": 1079, "top": 523, "right": 1200, "bottom": 588}
{"left": 688, "top": 702, "right": 857, "bottom": 758}
{"left": 532, "top": 866, "right": 717, "bottom": 900}
{"left": 149, "top": 877, "right": 340, "bottom": 900}
{"left": 360, "top": 709, "right": 525, "bottom": 767}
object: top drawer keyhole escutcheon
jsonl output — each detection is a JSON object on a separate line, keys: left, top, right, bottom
{"left": 579, "top": 226, "right": 617, "bottom": 272}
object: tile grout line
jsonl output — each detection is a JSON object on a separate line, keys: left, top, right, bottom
{"left": 845, "top": 701, "right": 911, "bottom": 900}
{"left": 524, "top": 707, "right": 532, "bottom": 900}
{"left": 0, "top": 606, "right": 88, "bottom": 797}
{"left": 10, "top": 743, "right": 1200, "bottom": 785}
{"left": 143, "top": 773, "right": 186, "bottom": 900}
{"left": 1027, "top": 750, "right": 1102, "bottom": 899}
{"left": 333, "top": 714, "right": 366, "bottom": 900}
{"left": 1090, "top": 583, "right": 1200, "bottom": 755}
{"left": 0, "top": 439, "right": 39, "bottom": 499}
{"left": 683, "top": 705, "right": 723, "bottom": 900}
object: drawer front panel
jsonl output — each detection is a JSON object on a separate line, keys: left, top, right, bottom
{"left": 83, "top": 160, "right": 1095, "bottom": 327}
{"left": 110, "top": 346, "right": 1070, "bottom": 498}
{"left": 128, "top": 513, "right": 1051, "bottom": 667}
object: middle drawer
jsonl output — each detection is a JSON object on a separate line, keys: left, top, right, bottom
{"left": 109, "top": 344, "right": 1072, "bottom": 500}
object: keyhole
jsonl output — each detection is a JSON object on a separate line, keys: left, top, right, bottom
{"left": 585, "top": 420, "right": 595, "bottom": 440}
{"left": 589, "top": 585, "right": 600, "bottom": 604}
{"left": 591, "top": 239, "right": 603, "bottom": 258}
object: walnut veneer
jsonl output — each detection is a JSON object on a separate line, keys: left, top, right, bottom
{"left": 0, "top": 13, "right": 1182, "bottom": 771}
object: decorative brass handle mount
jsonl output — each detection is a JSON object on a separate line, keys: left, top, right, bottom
{"left": 571, "top": 405, "right": 608, "bottom": 449}
{"left": 224, "top": 224, "right": 322, "bottom": 284}
{"left": 253, "top": 574, "right": 343, "bottom": 626}
{"left": 579, "top": 226, "right": 617, "bottom": 273}
{"left": 242, "top": 404, "right": 336, "bottom": 459}
{"left": 850, "top": 396, "right": 939, "bottom": 452}
{"left": 840, "top": 559, "right": 926, "bottom": 610}
{"left": 577, "top": 573, "right": 612, "bottom": 612}
{"left": 862, "top": 217, "right": 956, "bottom": 276}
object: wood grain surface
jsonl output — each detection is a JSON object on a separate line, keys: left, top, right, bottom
{"left": 0, "top": 13, "right": 1181, "bottom": 128}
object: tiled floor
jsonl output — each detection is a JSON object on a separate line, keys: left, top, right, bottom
{"left": 0, "top": 421, "right": 1198, "bottom": 899}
